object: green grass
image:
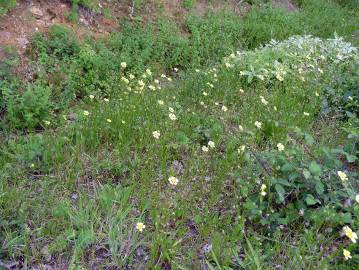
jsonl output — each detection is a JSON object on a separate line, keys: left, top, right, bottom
{"left": 0, "top": 0, "right": 358, "bottom": 268}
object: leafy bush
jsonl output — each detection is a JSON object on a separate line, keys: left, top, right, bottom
{"left": 185, "top": 12, "right": 243, "bottom": 66}
{"left": 321, "top": 60, "right": 359, "bottom": 120}
{"left": 30, "top": 25, "right": 80, "bottom": 60}
{"left": 226, "top": 35, "right": 358, "bottom": 83}
{"left": 241, "top": 7, "right": 302, "bottom": 49}
{"left": 242, "top": 0, "right": 358, "bottom": 48}
{"left": 239, "top": 128, "right": 357, "bottom": 228}
{"left": 0, "top": 47, "right": 19, "bottom": 121}
{"left": 3, "top": 82, "right": 53, "bottom": 129}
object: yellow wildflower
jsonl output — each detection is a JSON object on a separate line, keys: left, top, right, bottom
{"left": 343, "top": 249, "right": 352, "bottom": 260}
{"left": 169, "top": 113, "right": 177, "bottom": 121}
{"left": 254, "top": 121, "right": 262, "bottom": 129}
{"left": 208, "top": 141, "right": 215, "bottom": 148}
{"left": 337, "top": 171, "right": 348, "bottom": 182}
{"left": 168, "top": 176, "right": 179, "bottom": 186}
{"left": 202, "top": 145, "right": 209, "bottom": 152}
{"left": 277, "top": 143, "right": 285, "bottom": 152}
{"left": 136, "top": 222, "right": 145, "bottom": 232}
{"left": 343, "top": 226, "right": 358, "bottom": 243}
{"left": 152, "top": 130, "right": 160, "bottom": 139}
{"left": 261, "top": 184, "right": 267, "bottom": 196}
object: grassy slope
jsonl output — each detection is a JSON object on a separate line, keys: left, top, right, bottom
{"left": 0, "top": 0, "right": 358, "bottom": 269}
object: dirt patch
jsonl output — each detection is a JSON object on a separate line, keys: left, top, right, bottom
{"left": 0, "top": 0, "right": 297, "bottom": 61}
{"left": 0, "top": 0, "right": 123, "bottom": 56}
{"left": 0, "top": 0, "right": 242, "bottom": 60}
{"left": 1, "top": 1, "right": 70, "bottom": 54}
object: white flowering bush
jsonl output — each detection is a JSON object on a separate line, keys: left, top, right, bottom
{"left": 224, "top": 35, "right": 358, "bottom": 84}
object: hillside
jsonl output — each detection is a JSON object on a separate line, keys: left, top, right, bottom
{"left": 0, "top": 0, "right": 358, "bottom": 269}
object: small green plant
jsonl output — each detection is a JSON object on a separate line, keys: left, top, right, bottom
{"left": 182, "top": 0, "right": 196, "bottom": 10}
{"left": 30, "top": 25, "right": 80, "bottom": 60}
{"left": 0, "top": 0, "right": 16, "bottom": 16}
{"left": 240, "top": 128, "right": 358, "bottom": 228}
{"left": 3, "top": 81, "right": 53, "bottom": 129}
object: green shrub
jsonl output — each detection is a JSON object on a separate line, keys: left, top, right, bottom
{"left": 185, "top": 11, "right": 243, "bottom": 66}
{"left": 321, "top": 61, "right": 359, "bottom": 120}
{"left": 240, "top": 128, "right": 358, "bottom": 228}
{"left": 30, "top": 25, "right": 80, "bottom": 60}
{"left": 241, "top": 0, "right": 358, "bottom": 48}
{"left": 67, "top": 0, "right": 100, "bottom": 21}
{"left": 182, "top": 0, "right": 196, "bottom": 10}
{"left": 241, "top": 7, "right": 302, "bottom": 48}
{"left": 0, "top": 47, "right": 19, "bottom": 120}
{"left": 3, "top": 82, "right": 53, "bottom": 129}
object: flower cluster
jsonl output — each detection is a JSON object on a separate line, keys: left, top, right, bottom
{"left": 168, "top": 176, "right": 179, "bottom": 186}
{"left": 260, "top": 184, "right": 267, "bottom": 196}
{"left": 343, "top": 226, "right": 357, "bottom": 243}
{"left": 341, "top": 225, "right": 357, "bottom": 260}
{"left": 223, "top": 35, "right": 358, "bottom": 84}
{"left": 202, "top": 141, "right": 215, "bottom": 153}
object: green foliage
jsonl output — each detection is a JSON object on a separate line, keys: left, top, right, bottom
{"left": 0, "top": 47, "right": 19, "bottom": 121}
{"left": 182, "top": 0, "right": 196, "bottom": 10}
{"left": 30, "top": 25, "right": 80, "bottom": 60}
{"left": 0, "top": 0, "right": 16, "bottom": 16}
{"left": 67, "top": 0, "right": 101, "bottom": 21}
{"left": 244, "top": 129, "right": 358, "bottom": 228}
{"left": 321, "top": 61, "right": 359, "bottom": 120}
{"left": 3, "top": 82, "right": 53, "bottom": 129}
{"left": 185, "top": 11, "right": 243, "bottom": 66}
{"left": 242, "top": 0, "right": 358, "bottom": 48}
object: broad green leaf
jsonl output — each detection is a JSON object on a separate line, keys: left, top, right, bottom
{"left": 281, "top": 163, "right": 294, "bottom": 172}
{"left": 339, "top": 213, "right": 352, "bottom": 224}
{"left": 275, "top": 184, "right": 285, "bottom": 202}
{"left": 309, "top": 161, "right": 321, "bottom": 176}
{"left": 345, "top": 153, "right": 357, "bottom": 163}
{"left": 176, "top": 131, "right": 190, "bottom": 145}
{"left": 305, "top": 194, "right": 318, "bottom": 206}
{"left": 315, "top": 181, "right": 324, "bottom": 195}
{"left": 276, "top": 178, "right": 292, "bottom": 187}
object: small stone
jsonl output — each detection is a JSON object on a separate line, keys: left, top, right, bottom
{"left": 17, "top": 37, "right": 29, "bottom": 49}
{"left": 30, "top": 6, "right": 44, "bottom": 18}
{"left": 202, "top": 243, "right": 212, "bottom": 254}
{"left": 79, "top": 17, "right": 89, "bottom": 26}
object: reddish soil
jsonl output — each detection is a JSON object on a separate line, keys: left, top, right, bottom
{"left": 0, "top": 0, "right": 296, "bottom": 58}
{"left": 0, "top": 0, "right": 123, "bottom": 55}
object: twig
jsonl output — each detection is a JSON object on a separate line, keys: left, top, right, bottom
{"left": 236, "top": 0, "right": 245, "bottom": 7}
{"left": 248, "top": 147, "right": 272, "bottom": 176}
